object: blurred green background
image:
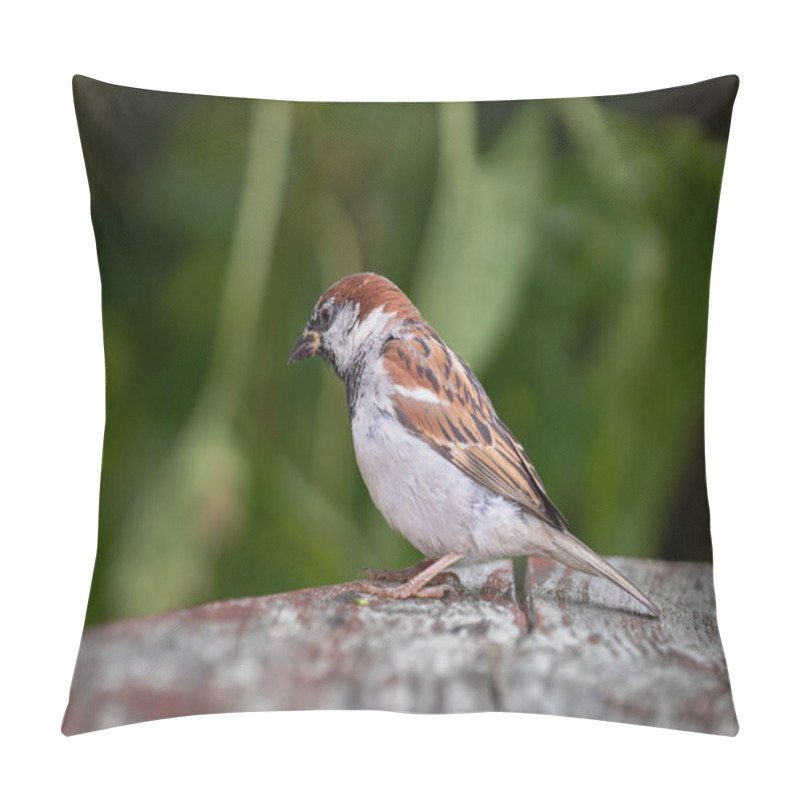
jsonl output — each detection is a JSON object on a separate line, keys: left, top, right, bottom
{"left": 74, "top": 75, "right": 737, "bottom": 624}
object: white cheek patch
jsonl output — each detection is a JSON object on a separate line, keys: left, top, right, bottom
{"left": 326, "top": 302, "right": 398, "bottom": 379}
{"left": 355, "top": 305, "right": 395, "bottom": 345}
{"left": 393, "top": 384, "right": 448, "bottom": 404}
{"left": 346, "top": 306, "right": 392, "bottom": 360}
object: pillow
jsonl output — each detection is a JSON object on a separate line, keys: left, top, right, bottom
{"left": 64, "top": 75, "right": 739, "bottom": 735}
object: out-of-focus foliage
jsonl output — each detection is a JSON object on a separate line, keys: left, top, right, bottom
{"left": 74, "top": 76, "right": 737, "bottom": 624}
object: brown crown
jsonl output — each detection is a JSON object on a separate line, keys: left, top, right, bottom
{"left": 320, "top": 272, "right": 422, "bottom": 322}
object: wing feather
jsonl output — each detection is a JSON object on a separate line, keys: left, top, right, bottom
{"left": 382, "top": 326, "right": 568, "bottom": 530}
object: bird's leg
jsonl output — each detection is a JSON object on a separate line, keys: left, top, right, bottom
{"left": 359, "top": 558, "right": 463, "bottom": 589}
{"left": 359, "top": 558, "right": 436, "bottom": 584}
{"left": 351, "top": 553, "right": 465, "bottom": 599}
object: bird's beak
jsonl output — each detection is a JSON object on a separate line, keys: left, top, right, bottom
{"left": 287, "top": 329, "right": 321, "bottom": 364}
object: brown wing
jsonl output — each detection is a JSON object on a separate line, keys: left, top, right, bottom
{"left": 382, "top": 324, "right": 568, "bottom": 530}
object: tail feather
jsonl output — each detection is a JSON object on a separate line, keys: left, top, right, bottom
{"left": 542, "top": 528, "right": 660, "bottom": 616}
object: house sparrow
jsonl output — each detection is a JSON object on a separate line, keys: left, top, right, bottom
{"left": 288, "top": 273, "right": 659, "bottom": 615}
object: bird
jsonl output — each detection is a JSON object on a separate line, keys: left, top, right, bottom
{"left": 288, "top": 272, "right": 659, "bottom": 616}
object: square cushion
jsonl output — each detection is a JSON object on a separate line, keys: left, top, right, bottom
{"left": 64, "top": 75, "right": 738, "bottom": 735}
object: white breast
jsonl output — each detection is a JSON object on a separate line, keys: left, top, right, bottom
{"left": 350, "top": 396, "right": 541, "bottom": 563}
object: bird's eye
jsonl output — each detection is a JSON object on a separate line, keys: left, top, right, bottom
{"left": 319, "top": 306, "right": 333, "bottom": 328}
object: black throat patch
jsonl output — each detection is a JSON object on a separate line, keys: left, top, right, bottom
{"left": 343, "top": 357, "right": 366, "bottom": 420}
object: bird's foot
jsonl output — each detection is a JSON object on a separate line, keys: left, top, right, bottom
{"left": 358, "top": 558, "right": 436, "bottom": 584}
{"left": 352, "top": 552, "right": 465, "bottom": 600}
{"left": 349, "top": 579, "right": 458, "bottom": 600}
{"left": 358, "top": 559, "right": 463, "bottom": 590}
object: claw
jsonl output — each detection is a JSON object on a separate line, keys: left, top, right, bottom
{"left": 357, "top": 564, "right": 463, "bottom": 590}
{"left": 348, "top": 575, "right": 462, "bottom": 601}
{"left": 357, "top": 558, "right": 436, "bottom": 584}
{"left": 414, "top": 583, "right": 459, "bottom": 599}
{"left": 349, "top": 553, "right": 465, "bottom": 601}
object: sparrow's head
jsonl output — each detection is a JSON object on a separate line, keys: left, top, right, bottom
{"left": 288, "top": 272, "right": 421, "bottom": 379}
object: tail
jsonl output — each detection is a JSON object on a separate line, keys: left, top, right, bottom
{"left": 540, "top": 527, "right": 660, "bottom": 616}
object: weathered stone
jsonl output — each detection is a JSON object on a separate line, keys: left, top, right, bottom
{"left": 62, "top": 557, "right": 737, "bottom": 735}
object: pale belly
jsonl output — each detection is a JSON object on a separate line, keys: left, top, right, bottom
{"left": 350, "top": 407, "right": 540, "bottom": 562}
